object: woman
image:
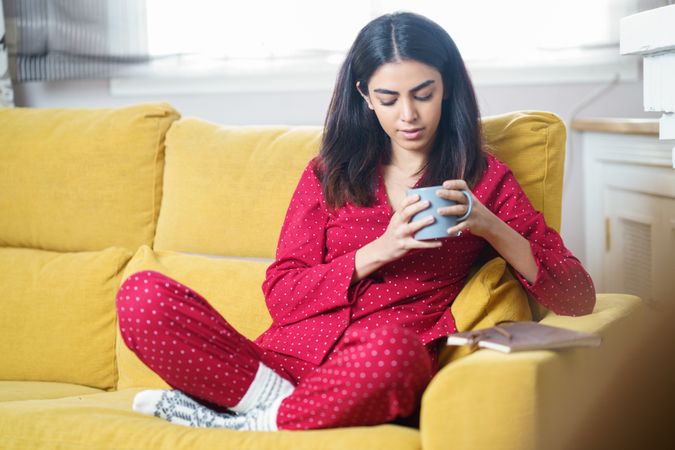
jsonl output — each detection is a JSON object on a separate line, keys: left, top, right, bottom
{"left": 119, "top": 11, "right": 595, "bottom": 432}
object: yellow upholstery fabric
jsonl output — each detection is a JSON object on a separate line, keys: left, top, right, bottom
{"left": 152, "top": 112, "right": 564, "bottom": 318}
{"left": 481, "top": 111, "right": 565, "bottom": 233}
{"left": 481, "top": 111, "right": 566, "bottom": 321}
{"left": 420, "top": 294, "right": 644, "bottom": 450}
{"left": 0, "top": 105, "right": 625, "bottom": 450}
{"left": 0, "top": 246, "right": 132, "bottom": 389}
{"left": 0, "top": 389, "right": 420, "bottom": 450}
{"left": 116, "top": 245, "right": 273, "bottom": 389}
{"left": 154, "top": 119, "right": 322, "bottom": 258}
{"left": 0, "top": 381, "right": 103, "bottom": 402}
{"left": 439, "top": 257, "right": 532, "bottom": 367}
{"left": 0, "top": 103, "right": 180, "bottom": 252}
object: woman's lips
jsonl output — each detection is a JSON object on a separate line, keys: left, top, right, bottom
{"left": 399, "top": 128, "right": 424, "bottom": 139}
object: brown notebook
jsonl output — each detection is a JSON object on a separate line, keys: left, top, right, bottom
{"left": 445, "top": 320, "right": 602, "bottom": 353}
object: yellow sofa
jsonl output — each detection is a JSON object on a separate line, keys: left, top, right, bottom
{"left": 0, "top": 103, "right": 647, "bottom": 449}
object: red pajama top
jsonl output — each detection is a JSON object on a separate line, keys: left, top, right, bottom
{"left": 254, "top": 152, "right": 596, "bottom": 365}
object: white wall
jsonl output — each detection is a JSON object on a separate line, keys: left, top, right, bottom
{"left": 12, "top": 73, "right": 661, "bottom": 265}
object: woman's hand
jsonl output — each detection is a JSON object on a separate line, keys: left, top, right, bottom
{"left": 352, "top": 194, "right": 441, "bottom": 284}
{"left": 375, "top": 194, "right": 443, "bottom": 263}
{"left": 434, "top": 180, "right": 498, "bottom": 238}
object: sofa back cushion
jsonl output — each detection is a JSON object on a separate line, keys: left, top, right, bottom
{"left": 0, "top": 102, "right": 180, "bottom": 252}
{"left": 481, "top": 110, "right": 565, "bottom": 233}
{"left": 153, "top": 119, "right": 322, "bottom": 258}
{"left": 154, "top": 112, "right": 564, "bottom": 261}
{"left": 116, "top": 245, "right": 272, "bottom": 389}
{"left": 0, "top": 246, "right": 132, "bottom": 389}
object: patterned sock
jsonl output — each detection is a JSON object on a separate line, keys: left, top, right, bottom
{"left": 132, "top": 389, "right": 286, "bottom": 431}
{"left": 132, "top": 368, "right": 295, "bottom": 432}
{"left": 230, "top": 361, "right": 295, "bottom": 414}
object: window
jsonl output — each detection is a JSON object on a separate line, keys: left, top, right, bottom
{"left": 111, "top": 0, "right": 643, "bottom": 95}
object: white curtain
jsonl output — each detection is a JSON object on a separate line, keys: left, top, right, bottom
{"left": 4, "top": 0, "right": 150, "bottom": 81}
{"left": 0, "top": 0, "right": 13, "bottom": 107}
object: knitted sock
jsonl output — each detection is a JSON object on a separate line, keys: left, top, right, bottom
{"left": 132, "top": 361, "right": 295, "bottom": 431}
{"left": 132, "top": 388, "right": 287, "bottom": 431}
{"left": 133, "top": 389, "right": 242, "bottom": 428}
{"left": 230, "top": 361, "right": 295, "bottom": 414}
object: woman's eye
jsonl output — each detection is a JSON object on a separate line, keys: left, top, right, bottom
{"left": 379, "top": 94, "right": 432, "bottom": 106}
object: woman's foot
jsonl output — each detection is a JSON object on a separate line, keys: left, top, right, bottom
{"left": 132, "top": 389, "right": 284, "bottom": 431}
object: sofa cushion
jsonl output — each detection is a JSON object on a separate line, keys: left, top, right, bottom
{"left": 116, "top": 245, "right": 273, "bottom": 389}
{"left": 0, "top": 388, "right": 420, "bottom": 450}
{"left": 0, "top": 381, "right": 103, "bottom": 402}
{"left": 154, "top": 119, "right": 321, "bottom": 258}
{"left": 0, "top": 246, "right": 132, "bottom": 389}
{"left": 0, "top": 102, "right": 180, "bottom": 252}
{"left": 439, "top": 257, "right": 532, "bottom": 367}
{"left": 482, "top": 111, "right": 566, "bottom": 321}
{"left": 152, "top": 112, "right": 564, "bottom": 262}
{"left": 481, "top": 111, "right": 565, "bottom": 233}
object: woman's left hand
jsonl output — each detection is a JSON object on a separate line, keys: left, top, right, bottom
{"left": 434, "top": 179, "right": 497, "bottom": 239}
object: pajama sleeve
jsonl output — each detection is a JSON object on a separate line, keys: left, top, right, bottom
{"left": 261, "top": 160, "right": 363, "bottom": 327}
{"left": 485, "top": 156, "right": 596, "bottom": 316}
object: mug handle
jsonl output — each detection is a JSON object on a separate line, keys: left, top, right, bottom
{"left": 456, "top": 189, "right": 473, "bottom": 222}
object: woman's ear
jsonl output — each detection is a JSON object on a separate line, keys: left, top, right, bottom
{"left": 356, "top": 81, "right": 374, "bottom": 110}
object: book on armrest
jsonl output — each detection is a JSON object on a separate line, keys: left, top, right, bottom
{"left": 446, "top": 320, "right": 602, "bottom": 353}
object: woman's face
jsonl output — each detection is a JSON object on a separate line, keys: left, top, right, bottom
{"left": 357, "top": 59, "right": 445, "bottom": 159}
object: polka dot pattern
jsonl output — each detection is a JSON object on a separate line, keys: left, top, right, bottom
{"left": 116, "top": 270, "right": 265, "bottom": 412}
{"left": 115, "top": 152, "right": 596, "bottom": 430}
{"left": 275, "top": 324, "right": 437, "bottom": 430}
{"left": 259, "top": 154, "right": 596, "bottom": 367}
{"left": 474, "top": 154, "right": 596, "bottom": 316}
{"left": 117, "top": 270, "right": 440, "bottom": 429}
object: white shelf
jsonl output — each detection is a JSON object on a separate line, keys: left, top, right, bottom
{"left": 620, "top": 4, "right": 675, "bottom": 168}
{"left": 620, "top": 4, "right": 675, "bottom": 55}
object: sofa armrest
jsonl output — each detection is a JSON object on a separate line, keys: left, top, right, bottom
{"left": 419, "top": 294, "right": 646, "bottom": 450}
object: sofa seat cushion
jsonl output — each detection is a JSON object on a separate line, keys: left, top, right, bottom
{"left": 0, "top": 102, "right": 180, "bottom": 252}
{"left": 0, "top": 389, "right": 421, "bottom": 450}
{"left": 116, "top": 245, "right": 273, "bottom": 389}
{"left": 0, "top": 381, "right": 103, "bottom": 402}
{"left": 0, "top": 246, "right": 133, "bottom": 390}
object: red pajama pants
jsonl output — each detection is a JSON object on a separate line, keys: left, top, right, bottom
{"left": 116, "top": 270, "right": 442, "bottom": 430}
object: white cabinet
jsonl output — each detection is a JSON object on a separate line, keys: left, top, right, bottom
{"left": 578, "top": 123, "right": 675, "bottom": 307}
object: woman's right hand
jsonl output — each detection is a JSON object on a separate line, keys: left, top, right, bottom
{"left": 376, "top": 194, "right": 443, "bottom": 263}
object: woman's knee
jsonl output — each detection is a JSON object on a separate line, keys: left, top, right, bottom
{"left": 356, "top": 325, "right": 432, "bottom": 382}
{"left": 116, "top": 271, "right": 181, "bottom": 343}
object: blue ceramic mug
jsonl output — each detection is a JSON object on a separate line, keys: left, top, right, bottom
{"left": 406, "top": 185, "right": 474, "bottom": 240}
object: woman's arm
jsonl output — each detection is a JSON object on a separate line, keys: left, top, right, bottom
{"left": 481, "top": 216, "right": 538, "bottom": 284}
{"left": 262, "top": 161, "right": 366, "bottom": 327}
{"left": 437, "top": 157, "right": 596, "bottom": 317}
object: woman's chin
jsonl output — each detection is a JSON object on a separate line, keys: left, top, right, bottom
{"left": 392, "top": 138, "right": 433, "bottom": 154}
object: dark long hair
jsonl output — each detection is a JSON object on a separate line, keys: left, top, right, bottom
{"left": 315, "top": 11, "right": 487, "bottom": 210}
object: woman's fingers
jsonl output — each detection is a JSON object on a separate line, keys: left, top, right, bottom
{"left": 437, "top": 203, "right": 470, "bottom": 216}
{"left": 406, "top": 214, "right": 435, "bottom": 235}
{"left": 398, "top": 194, "right": 422, "bottom": 211}
{"left": 446, "top": 221, "right": 469, "bottom": 237}
{"left": 435, "top": 188, "right": 467, "bottom": 203}
{"left": 409, "top": 239, "right": 443, "bottom": 249}
{"left": 442, "top": 180, "right": 468, "bottom": 190}
{"left": 399, "top": 198, "right": 431, "bottom": 223}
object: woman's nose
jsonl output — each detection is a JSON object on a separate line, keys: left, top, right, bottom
{"left": 400, "top": 98, "right": 418, "bottom": 123}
